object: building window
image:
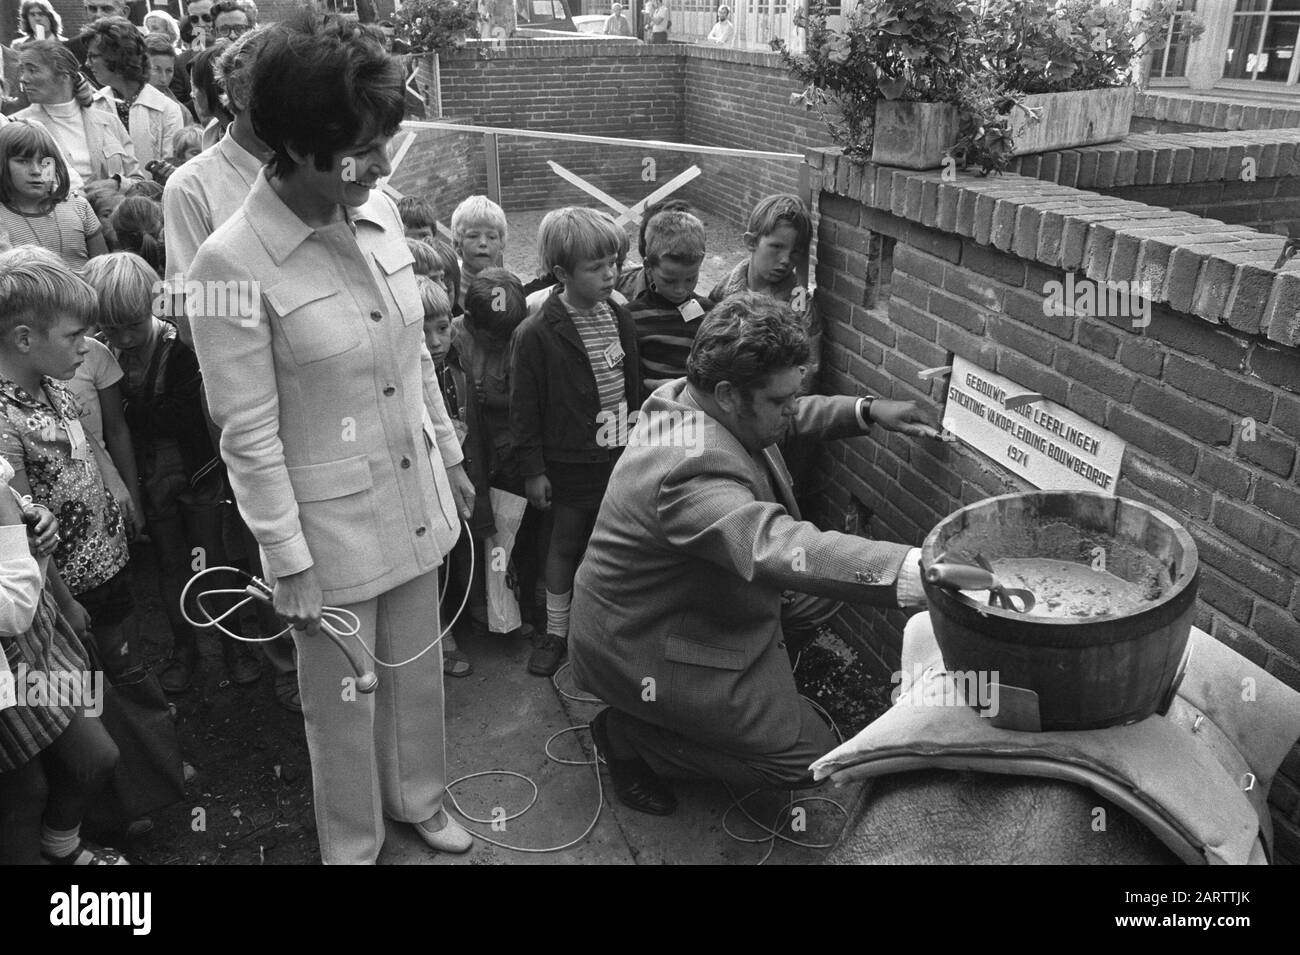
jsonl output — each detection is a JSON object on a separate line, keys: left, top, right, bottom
{"left": 1224, "top": 0, "right": 1300, "bottom": 83}
{"left": 1150, "top": 0, "right": 1198, "bottom": 78}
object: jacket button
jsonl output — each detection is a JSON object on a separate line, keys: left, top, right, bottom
{"left": 383, "top": 385, "right": 395, "bottom": 396}
{"left": 370, "top": 310, "right": 382, "bottom": 322}
{"left": 400, "top": 457, "right": 410, "bottom": 469}
{"left": 415, "top": 526, "right": 427, "bottom": 536}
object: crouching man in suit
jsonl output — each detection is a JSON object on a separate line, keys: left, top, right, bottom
{"left": 570, "top": 292, "right": 943, "bottom": 814}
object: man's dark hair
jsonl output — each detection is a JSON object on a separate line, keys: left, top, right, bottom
{"left": 638, "top": 198, "right": 692, "bottom": 259}
{"left": 250, "top": 10, "right": 404, "bottom": 180}
{"left": 80, "top": 15, "right": 149, "bottom": 84}
{"left": 686, "top": 291, "right": 809, "bottom": 397}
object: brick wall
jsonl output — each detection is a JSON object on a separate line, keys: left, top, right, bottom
{"left": 422, "top": 41, "right": 829, "bottom": 228}
{"left": 431, "top": 43, "right": 688, "bottom": 214}
{"left": 1132, "top": 91, "right": 1300, "bottom": 135}
{"left": 679, "top": 46, "right": 826, "bottom": 230}
{"left": 387, "top": 119, "right": 485, "bottom": 223}
{"left": 993, "top": 127, "right": 1300, "bottom": 240}
{"left": 809, "top": 151, "right": 1300, "bottom": 862}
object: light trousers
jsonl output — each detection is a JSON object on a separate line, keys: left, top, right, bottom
{"left": 293, "top": 569, "right": 446, "bottom": 865}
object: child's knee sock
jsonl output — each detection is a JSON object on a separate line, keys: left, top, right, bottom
{"left": 40, "top": 823, "right": 80, "bottom": 859}
{"left": 546, "top": 589, "right": 572, "bottom": 640}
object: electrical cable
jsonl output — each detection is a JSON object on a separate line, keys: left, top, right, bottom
{"left": 181, "top": 521, "right": 848, "bottom": 861}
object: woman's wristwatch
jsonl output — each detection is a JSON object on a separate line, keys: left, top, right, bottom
{"left": 856, "top": 395, "right": 877, "bottom": 428}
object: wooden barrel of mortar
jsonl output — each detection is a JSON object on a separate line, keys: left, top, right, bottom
{"left": 920, "top": 492, "right": 1199, "bottom": 731}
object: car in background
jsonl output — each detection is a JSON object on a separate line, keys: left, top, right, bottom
{"left": 573, "top": 14, "right": 606, "bottom": 33}
{"left": 515, "top": 0, "right": 578, "bottom": 32}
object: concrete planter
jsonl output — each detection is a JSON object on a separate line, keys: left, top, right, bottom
{"left": 870, "top": 100, "right": 961, "bottom": 171}
{"left": 1008, "top": 87, "right": 1136, "bottom": 156}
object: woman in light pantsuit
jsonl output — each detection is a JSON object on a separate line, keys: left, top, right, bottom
{"left": 187, "top": 11, "right": 476, "bottom": 864}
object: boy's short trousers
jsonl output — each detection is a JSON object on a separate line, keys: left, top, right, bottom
{"left": 545, "top": 455, "right": 621, "bottom": 510}
{"left": 76, "top": 566, "right": 136, "bottom": 629}
{"left": 141, "top": 442, "right": 224, "bottom": 523}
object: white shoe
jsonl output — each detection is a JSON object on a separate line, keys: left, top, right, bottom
{"left": 414, "top": 810, "right": 473, "bottom": 854}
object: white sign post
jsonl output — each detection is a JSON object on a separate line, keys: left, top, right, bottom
{"left": 941, "top": 356, "right": 1126, "bottom": 494}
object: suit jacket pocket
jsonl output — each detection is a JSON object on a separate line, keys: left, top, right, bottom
{"left": 265, "top": 282, "right": 360, "bottom": 365}
{"left": 374, "top": 241, "right": 424, "bottom": 326}
{"left": 664, "top": 635, "right": 745, "bottom": 670}
{"left": 286, "top": 456, "right": 390, "bottom": 591}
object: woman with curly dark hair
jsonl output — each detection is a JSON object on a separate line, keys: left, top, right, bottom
{"left": 82, "top": 16, "right": 186, "bottom": 168}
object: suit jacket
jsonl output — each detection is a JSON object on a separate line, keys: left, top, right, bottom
{"left": 188, "top": 171, "right": 464, "bottom": 607}
{"left": 569, "top": 379, "right": 913, "bottom": 756}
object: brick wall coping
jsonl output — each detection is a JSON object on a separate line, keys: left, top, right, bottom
{"left": 437, "top": 39, "right": 786, "bottom": 69}
{"left": 1137, "top": 91, "right": 1300, "bottom": 132}
{"left": 1006, "top": 129, "right": 1300, "bottom": 189}
{"left": 808, "top": 147, "right": 1300, "bottom": 348}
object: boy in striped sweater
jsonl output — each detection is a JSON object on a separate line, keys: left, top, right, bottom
{"left": 621, "top": 209, "right": 713, "bottom": 401}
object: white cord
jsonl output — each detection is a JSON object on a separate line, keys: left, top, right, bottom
{"left": 180, "top": 527, "right": 847, "bottom": 862}
{"left": 178, "top": 524, "right": 475, "bottom": 670}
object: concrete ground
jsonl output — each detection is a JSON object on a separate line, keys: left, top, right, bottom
{"left": 377, "top": 626, "right": 857, "bottom": 865}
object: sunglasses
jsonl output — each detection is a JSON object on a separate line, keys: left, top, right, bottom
{"left": 189, "top": 12, "right": 212, "bottom": 23}
{"left": 216, "top": 23, "right": 249, "bottom": 36}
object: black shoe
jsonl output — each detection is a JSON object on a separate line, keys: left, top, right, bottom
{"left": 527, "top": 633, "right": 567, "bottom": 676}
{"left": 589, "top": 708, "right": 677, "bottom": 816}
{"left": 159, "top": 648, "right": 198, "bottom": 694}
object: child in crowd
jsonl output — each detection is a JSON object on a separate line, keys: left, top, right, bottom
{"left": 64, "top": 321, "right": 142, "bottom": 542}
{"left": 419, "top": 277, "right": 473, "bottom": 677}
{"left": 81, "top": 252, "right": 259, "bottom": 692}
{"left": 617, "top": 197, "right": 693, "bottom": 298}
{"left": 108, "top": 197, "right": 166, "bottom": 276}
{"left": 80, "top": 179, "right": 124, "bottom": 250}
{"left": 622, "top": 209, "right": 713, "bottom": 399}
{"left": 709, "top": 193, "right": 820, "bottom": 394}
{"left": 171, "top": 126, "right": 204, "bottom": 165}
{"left": 0, "top": 247, "right": 136, "bottom": 684}
{"left": 410, "top": 236, "right": 463, "bottom": 315}
{"left": 0, "top": 449, "right": 128, "bottom": 866}
{"left": 450, "top": 195, "right": 507, "bottom": 309}
{"left": 398, "top": 194, "right": 439, "bottom": 244}
{"left": 511, "top": 207, "right": 640, "bottom": 676}
{"left": 0, "top": 122, "right": 107, "bottom": 268}
{"left": 461, "top": 268, "right": 542, "bottom": 640}
{"left": 123, "top": 180, "right": 165, "bottom": 202}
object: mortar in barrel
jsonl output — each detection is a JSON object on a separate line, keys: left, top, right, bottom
{"left": 920, "top": 491, "right": 1199, "bottom": 731}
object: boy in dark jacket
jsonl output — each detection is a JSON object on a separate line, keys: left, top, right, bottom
{"left": 510, "top": 208, "right": 640, "bottom": 676}
{"left": 82, "top": 251, "right": 256, "bottom": 692}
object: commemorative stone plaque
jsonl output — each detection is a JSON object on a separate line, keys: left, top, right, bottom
{"left": 941, "top": 356, "right": 1126, "bottom": 494}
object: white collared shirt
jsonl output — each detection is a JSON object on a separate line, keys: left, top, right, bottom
{"left": 91, "top": 82, "right": 186, "bottom": 168}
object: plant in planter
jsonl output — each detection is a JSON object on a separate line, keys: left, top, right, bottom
{"left": 394, "top": 0, "right": 483, "bottom": 55}
{"left": 778, "top": 0, "right": 1199, "bottom": 175}
{"left": 775, "top": 0, "right": 980, "bottom": 163}
{"left": 952, "top": 0, "right": 1204, "bottom": 173}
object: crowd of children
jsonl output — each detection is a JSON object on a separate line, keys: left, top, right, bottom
{"left": 399, "top": 191, "right": 818, "bottom": 680}
{"left": 0, "top": 48, "right": 820, "bottom": 859}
